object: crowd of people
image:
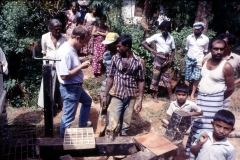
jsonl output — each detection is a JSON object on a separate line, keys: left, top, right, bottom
{"left": 33, "top": 2, "right": 239, "bottom": 159}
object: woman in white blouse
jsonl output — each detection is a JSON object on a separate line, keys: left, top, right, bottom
{"left": 81, "top": 7, "right": 98, "bottom": 55}
{"left": 41, "top": 19, "right": 67, "bottom": 62}
{"left": 38, "top": 19, "right": 67, "bottom": 108}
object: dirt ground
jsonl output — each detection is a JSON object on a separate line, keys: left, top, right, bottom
{"left": 5, "top": 67, "right": 240, "bottom": 159}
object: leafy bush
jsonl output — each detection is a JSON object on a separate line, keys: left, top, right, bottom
{"left": 171, "top": 27, "right": 216, "bottom": 79}
{"left": 0, "top": 0, "right": 66, "bottom": 107}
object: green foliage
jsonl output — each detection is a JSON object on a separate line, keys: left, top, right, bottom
{"left": 87, "top": 0, "right": 124, "bottom": 15}
{"left": 0, "top": 1, "right": 46, "bottom": 107}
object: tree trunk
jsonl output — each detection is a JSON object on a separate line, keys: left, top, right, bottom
{"left": 195, "top": 0, "right": 212, "bottom": 34}
{"left": 141, "top": 0, "right": 152, "bottom": 31}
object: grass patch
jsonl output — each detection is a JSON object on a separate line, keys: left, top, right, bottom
{"left": 83, "top": 75, "right": 104, "bottom": 103}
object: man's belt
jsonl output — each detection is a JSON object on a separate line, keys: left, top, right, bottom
{"left": 61, "top": 82, "right": 83, "bottom": 86}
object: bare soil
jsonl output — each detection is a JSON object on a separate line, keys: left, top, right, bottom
{"left": 6, "top": 67, "right": 240, "bottom": 159}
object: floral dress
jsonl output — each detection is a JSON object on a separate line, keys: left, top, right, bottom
{"left": 92, "top": 25, "right": 108, "bottom": 74}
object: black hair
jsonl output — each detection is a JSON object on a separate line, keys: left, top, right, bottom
{"left": 48, "top": 19, "right": 62, "bottom": 31}
{"left": 116, "top": 34, "right": 132, "bottom": 49}
{"left": 100, "top": 15, "right": 107, "bottom": 20}
{"left": 208, "top": 38, "right": 227, "bottom": 50}
{"left": 71, "top": 2, "right": 76, "bottom": 7}
{"left": 158, "top": 20, "right": 171, "bottom": 31}
{"left": 175, "top": 83, "right": 189, "bottom": 94}
{"left": 217, "top": 33, "right": 236, "bottom": 46}
{"left": 213, "top": 109, "right": 235, "bottom": 126}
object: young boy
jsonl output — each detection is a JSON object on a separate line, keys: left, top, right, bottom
{"left": 190, "top": 109, "right": 236, "bottom": 160}
{"left": 166, "top": 84, "right": 202, "bottom": 121}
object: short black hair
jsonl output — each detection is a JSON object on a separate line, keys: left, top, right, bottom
{"left": 175, "top": 83, "right": 189, "bottom": 94}
{"left": 217, "top": 33, "right": 236, "bottom": 46}
{"left": 213, "top": 109, "right": 235, "bottom": 127}
{"left": 116, "top": 34, "right": 132, "bottom": 49}
{"left": 208, "top": 38, "right": 227, "bottom": 50}
{"left": 158, "top": 20, "right": 171, "bottom": 31}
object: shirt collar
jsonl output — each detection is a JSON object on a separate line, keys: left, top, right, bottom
{"left": 173, "top": 100, "right": 189, "bottom": 108}
{"left": 208, "top": 132, "right": 229, "bottom": 146}
{"left": 160, "top": 33, "right": 170, "bottom": 39}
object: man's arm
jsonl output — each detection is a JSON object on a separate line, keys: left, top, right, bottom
{"left": 102, "top": 76, "right": 114, "bottom": 109}
{"left": 141, "top": 40, "right": 166, "bottom": 59}
{"left": 135, "top": 80, "right": 144, "bottom": 113}
{"left": 223, "top": 62, "right": 235, "bottom": 100}
{"left": 61, "top": 60, "right": 90, "bottom": 80}
{"left": 190, "top": 132, "right": 208, "bottom": 155}
{"left": 169, "top": 49, "right": 175, "bottom": 65}
{"left": 188, "top": 111, "right": 203, "bottom": 116}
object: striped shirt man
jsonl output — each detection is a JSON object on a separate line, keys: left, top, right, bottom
{"left": 108, "top": 53, "right": 145, "bottom": 99}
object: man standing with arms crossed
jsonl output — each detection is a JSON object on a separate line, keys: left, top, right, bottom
{"left": 56, "top": 26, "right": 92, "bottom": 138}
{"left": 141, "top": 20, "right": 175, "bottom": 103}
{"left": 102, "top": 34, "right": 145, "bottom": 136}
{"left": 184, "top": 22, "right": 209, "bottom": 101}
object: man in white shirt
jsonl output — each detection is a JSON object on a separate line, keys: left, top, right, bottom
{"left": 55, "top": 25, "right": 92, "bottom": 138}
{"left": 141, "top": 20, "right": 175, "bottom": 103}
{"left": 185, "top": 22, "right": 209, "bottom": 101}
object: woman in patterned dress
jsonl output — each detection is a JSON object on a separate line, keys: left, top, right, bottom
{"left": 65, "top": 2, "right": 80, "bottom": 39}
{"left": 91, "top": 15, "right": 109, "bottom": 76}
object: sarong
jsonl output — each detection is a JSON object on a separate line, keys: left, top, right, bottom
{"left": 185, "top": 56, "right": 201, "bottom": 81}
{"left": 150, "top": 55, "right": 170, "bottom": 91}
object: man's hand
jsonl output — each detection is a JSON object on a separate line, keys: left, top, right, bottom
{"left": 199, "top": 132, "right": 208, "bottom": 144}
{"left": 134, "top": 101, "right": 142, "bottom": 114}
{"left": 98, "top": 58, "right": 103, "bottom": 63}
{"left": 102, "top": 96, "right": 107, "bottom": 110}
{"left": 81, "top": 60, "right": 90, "bottom": 69}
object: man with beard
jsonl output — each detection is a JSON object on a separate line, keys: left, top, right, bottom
{"left": 185, "top": 38, "right": 234, "bottom": 156}
{"left": 184, "top": 22, "right": 209, "bottom": 101}
{"left": 205, "top": 33, "right": 240, "bottom": 109}
{"left": 102, "top": 34, "right": 145, "bottom": 136}
{"left": 141, "top": 20, "right": 175, "bottom": 103}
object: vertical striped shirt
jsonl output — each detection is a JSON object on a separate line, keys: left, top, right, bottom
{"left": 108, "top": 53, "right": 145, "bottom": 99}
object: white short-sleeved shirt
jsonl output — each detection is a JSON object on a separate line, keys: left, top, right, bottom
{"left": 0, "top": 47, "right": 8, "bottom": 74}
{"left": 185, "top": 34, "right": 209, "bottom": 62}
{"left": 190, "top": 132, "right": 235, "bottom": 160}
{"left": 41, "top": 32, "right": 67, "bottom": 58}
{"left": 84, "top": 13, "right": 98, "bottom": 23}
{"left": 166, "top": 100, "right": 201, "bottom": 116}
{"left": 146, "top": 33, "right": 175, "bottom": 54}
{"left": 56, "top": 42, "right": 83, "bottom": 84}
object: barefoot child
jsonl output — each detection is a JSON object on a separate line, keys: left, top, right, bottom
{"left": 190, "top": 109, "right": 235, "bottom": 160}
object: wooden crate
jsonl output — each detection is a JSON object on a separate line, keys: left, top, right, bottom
{"left": 63, "top": 128, "right": 95, "bottom": 150}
